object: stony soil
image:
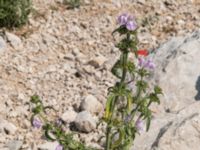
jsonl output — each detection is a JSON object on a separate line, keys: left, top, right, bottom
{"left": 0, "top": 0, "right": 199, "bottom": 149}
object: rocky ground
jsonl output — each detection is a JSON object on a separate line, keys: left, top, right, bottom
{"left": 0, "top": 0, "right": 199, "bottom": 150}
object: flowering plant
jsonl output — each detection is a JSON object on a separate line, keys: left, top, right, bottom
{"left": 29, "top": 13, "right": 162, "bottom": 150}
{"left": 103, "top": 13, "right": 162, "bottom": 150}
{"left": 30, "top": 95, "right": 96, "bottom": 150}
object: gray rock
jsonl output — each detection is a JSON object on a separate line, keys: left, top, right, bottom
{"left": 152, "top": 30, "right": 200, "bottom": 112}
{"left": 80, "top": 95, "right": 103, "bottom": 115}
{"left": 133, "top": 102, "right": 200, "bottom": 150}
{"left": 74, "top": 111, "right": 96, "bottom": 133}
{"left": 5, "top": 32, "right": 22, "bottom": 49}
{"left": 133, "top": 30, "right": 200, "bottom": 150}
{"left": 0, "top": 36, "right": 6, "bottom": 53}
{"left": 6, "top": 140, "right": 23, "bottom": 150}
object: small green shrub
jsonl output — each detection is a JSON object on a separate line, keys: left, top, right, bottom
{"left": 0, "top": 0, "right": 32, "bottom": 28}
{"left": 63, "top": 0, "right": 81, "bottom": 9}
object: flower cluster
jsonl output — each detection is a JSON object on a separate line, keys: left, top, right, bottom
{"left": 117, "top": 13, "right": 137, "bottom": 31}
{"left": 138, "top": 57, "right": 155, "bottom": 70}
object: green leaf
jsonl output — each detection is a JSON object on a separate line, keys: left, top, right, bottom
{"left": 111, "top": 128, "right": 124, "bottom": 149}
{"left": 32, "top": 105, "right": 43, "bottom": 114}
{"left": 127, "top": 93, "right": 132, "bottom": 112}
{"left": 43, "top": 123, "right": 56, "bottom": 141}
{"left": 104, "top": 94, "right": 115, "bottom": 121}
{"left": 146, "top": 112, "right": 152, "bottom": 131}
{"left": 149, "top": 93, "right": 160, "bottom": 104}
{"left": 154, "top": 85, "right": 163, "bottom": 95}
{"left": 127, "top": 61, "right": 135, "bottom": 74}
{"left": 30, "top": 95, "right": 41, "bottom": 104}
{"left": 136, "top": 80, "right": 148, "bottom": 92}
{"left": 111, "top": 60, "right": 122, "bottom": 79}
{"left": 112, "top": 26, "right": 128, "bottom": 35}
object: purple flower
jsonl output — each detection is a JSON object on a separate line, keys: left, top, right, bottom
{"left": 138, "top": 58, "right": 155, "bottom": 70}
{"left": 32, "top": 118, "right": 42, "bottom": 129}
{"left": 145, "top": 59, "right": 156, "bottom": 69}
{"left": 126, "top": 20, "right": 137, "bottom": 31}
{"left": 135, "top": 117, "right": 144, "bottom": 133}
{"left": 138, "top": 57, "right": 145, "bottom": 67}
{"left": 117, "top": 13, "right": 129, "bottom": 25}
{"left": 117, "top": 13, "right": 137, "bottom": 31}
{"left": 55, "top": 144, "right": 63, "bottom": 150}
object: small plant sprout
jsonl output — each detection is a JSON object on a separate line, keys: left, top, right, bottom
{"left": 103, "top": 13, "right": 162, "bottom": 150}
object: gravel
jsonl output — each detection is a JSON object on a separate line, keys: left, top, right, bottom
{"left": 0, "top": 0, "right": 199, "bottom": 149}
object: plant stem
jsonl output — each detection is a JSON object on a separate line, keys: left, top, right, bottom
{"left": 105, "top": 38, "right": 129, "bottom": 149}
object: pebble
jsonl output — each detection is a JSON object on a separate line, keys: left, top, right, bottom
{"left": 80, "top": 94, "right": 103, "bottom": 115}
{"left": 74, "top": 111, "right": 96, "bottom": 133}
{"left": 61, "top": 107, "right": 77, "bottom": 123}
{"left": 38, "top": 141, "right": 60, "bottom": 150}
{"left": 88, "top": 55, "right": 107, "bottom": 68}
{"left": 5, "top": 32, "right": 22, "bottom": 49}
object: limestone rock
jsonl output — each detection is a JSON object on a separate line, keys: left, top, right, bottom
{"left": 5, "top": 32, "right": 22, "bottom": 49}
{"left": 6, "top": 140, "right": 23, "bottom": 150}
{"left": 133, "top": 102, "right": 200, "bottom": 150}
{"left": 74, "top": 111, "right": 96, "bottom": 133}
{"left": 38, "top": 141, "right": 60, "bottom": 150}
{"left": 80, "top": 95, "right": 103, "bottom": 115}
{"left": 0, "top": 119, "right": 17, "bottom": 135}
{"left": 88, "top": 55, "right": 107, "bottom": 68}
{"left": 133, "top": 30, "right": 200, "bottom": 150}
{"left": 151, "top": 30, "right": 200, "bottom": 112}
{"left": 61, "top": 107, "right": 77, "bottom": 123}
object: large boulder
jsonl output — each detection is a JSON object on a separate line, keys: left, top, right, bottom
{"left": 133, "top": 30, "right": 200, "bottom": 150}
{"left": 152, "top": 30, "right": 200, "bottom": 112}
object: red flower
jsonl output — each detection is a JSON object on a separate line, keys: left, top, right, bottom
{"left": 137, "top": 49, "right": 148, "bottom": 56}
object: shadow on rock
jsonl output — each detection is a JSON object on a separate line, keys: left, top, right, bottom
{"left": 195, "top": 76, "right": 200, "bottom": 100}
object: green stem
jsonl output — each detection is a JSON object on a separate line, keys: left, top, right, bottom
{"left": 105, "top": 32, "right": 131, "bottom": 150}
{"left": 105, "top": 46, "right": 129, "bottom": 150}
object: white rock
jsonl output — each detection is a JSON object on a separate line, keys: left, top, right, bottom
{"left": 6, "top": 140, "right": 23, "bottom": 150}
{"left": 152, "top": 30, "right": 200, "bottom": 112}
{"left": 80, "top": 95, "right": 103, "bottom": 115}
{"left": 133, "top": 102, "right": 200, "bottom": 150}
{"left": 74, "top": 111, "right": 96, "bottom": 133}
{"left": 4, "top": 122, "right": 17, "bottom": 134}
{"left": 88, "top": 55, "right": 107, "bottom": 68}
{"left": 0, "top": 36, "right": 6, "bottom": 53}
{"left": 0, "top": 119, "right": 17, "bottom": 134}
{"left": 38, "top": 141, "right": 60, "bottom": 150}
{"left": 5, "top": 32, "right": 22, "bottom": 49}
{"left": 61, "top": 108, "right": 77, "bottom": 123}
{"left": 133, "top": 30, "right": 200, "bottom": 150}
